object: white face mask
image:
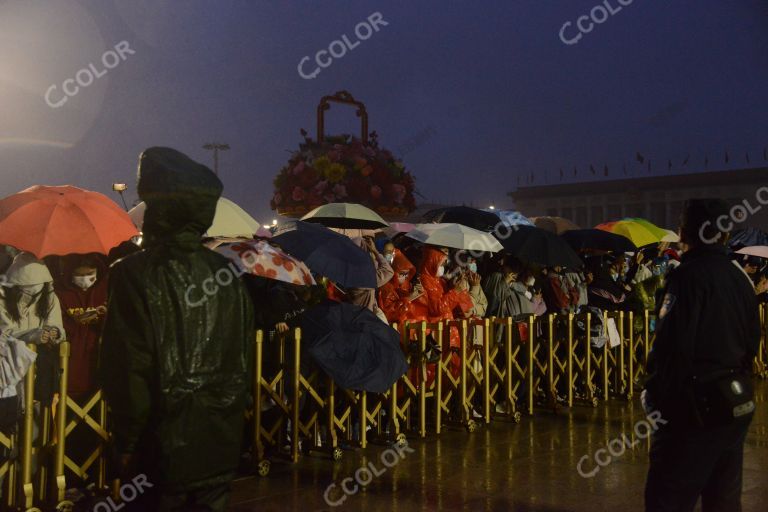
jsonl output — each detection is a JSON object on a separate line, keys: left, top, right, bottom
{"left": 73, "top": 273, "right": 97, "bottom": 290}
{"left": 398, "top": 274, "right": 408, "bottom": 284}
{"left": 525, "top": 276, "right": 535, "bottom": 287}
{"left": 20, "top": 284, "right": 45, "bottom": 296}
{"left": 385, "top": 253, "right": 395, "bottom": 265}
{"left": 436, "top": 266, "right": 445, "bottom": 278}
{"left": 468, "top": 262, "right": 478, "bottom": 273}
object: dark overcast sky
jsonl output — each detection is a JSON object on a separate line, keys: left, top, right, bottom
{"left": 1, "top": 0, "right": 767, "bottom": 222}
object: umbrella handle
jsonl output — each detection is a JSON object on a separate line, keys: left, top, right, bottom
{"left": 317, "top": 91, "right": 369, "bottom": 145}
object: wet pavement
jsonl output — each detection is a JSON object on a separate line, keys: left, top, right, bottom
{"left": 229, "top": 381, "right": 768, "bottom": 511}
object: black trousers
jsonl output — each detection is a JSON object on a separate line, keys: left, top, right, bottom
{"left": 645, "top": 421, "right": 750, "bottom": 512}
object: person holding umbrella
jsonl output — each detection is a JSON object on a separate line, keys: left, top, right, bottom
{"left": 345, "top": 236, "right": 393, "bottom": 322}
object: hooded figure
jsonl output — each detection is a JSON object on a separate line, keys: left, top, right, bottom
{"left": 100, "top": 147, "right": 254, "bottom": 511}
{"left": 378, "top": 249, "right": 426, "bottom": 324}
{"left": 0, "top": 253, "right": 63, "bottom": 344}
{"left": 416, "top": 247, "right": 472, "bottom": 379}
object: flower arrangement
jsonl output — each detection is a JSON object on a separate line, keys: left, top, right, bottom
{"left": 271, "top": 130, "right": 417, "bottom": 218}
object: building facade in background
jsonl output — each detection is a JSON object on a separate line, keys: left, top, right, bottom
{"left": 509, "top": 168, "right": 768, "bottom": 230}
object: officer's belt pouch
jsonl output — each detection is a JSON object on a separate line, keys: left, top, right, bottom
{"left": 692, "top": 370, "right": 755, "bottom": 427}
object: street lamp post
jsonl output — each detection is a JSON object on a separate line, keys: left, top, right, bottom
{"left": 202, "top": 142, "right": 230, "bottom": 176}
{"left": 112, "top": 183, "right": 128, "bottom": 210}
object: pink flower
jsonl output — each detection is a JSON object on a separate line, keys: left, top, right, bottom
{"left": 292, "top": 161, "right": 305, "bottom": 175}
{"left": 314, "top": 180, "right": 329, "bottom": 193}
{"left": 292, "top": 187, "right": 306, "bottom": 202}
{"left": 333, "top": 184, "right": 347, "bottom": 198}
{"left": 391, "top": 184, "right": 406, "bottom": 204}
{"left": 370, "top": 185, "right": 382, "bottom": 200}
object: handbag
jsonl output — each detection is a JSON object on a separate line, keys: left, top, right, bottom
{"left": 692, "top": 370, "right": 755, "bottom": 427}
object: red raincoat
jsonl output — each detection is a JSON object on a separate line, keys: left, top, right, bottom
{"left": 416, "top": 247, "right": 473, "bottom": 379}
{"left": 378, "top": 249, "right": 426, "bottom": 324}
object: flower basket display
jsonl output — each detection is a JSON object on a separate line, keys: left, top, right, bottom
{"left": 271, "top": 91, "right": 417, "bottom": 219}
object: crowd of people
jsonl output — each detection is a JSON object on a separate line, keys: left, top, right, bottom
{"left": 0, "top": 148, "right": 765, "bottom": 511}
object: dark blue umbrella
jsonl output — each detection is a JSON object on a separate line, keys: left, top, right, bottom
{"left": 301, "top": 301, "right": 408, "bottom": 393}
{"left": 729, "top": 227, "right": 768, "bottom": 249}
{"left": 272, "top": 220, "right": 376, "bottom": 288}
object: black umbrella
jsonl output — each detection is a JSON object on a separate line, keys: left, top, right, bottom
{"left": 495, "top": 225, "right": 583, "bottom": 268}
{"left": 561, "top": 229, "right": 637, "bottom": 253}
{"left": 422, "top": 206, "right": 500, "bottom": 232}
{"left": 301, "top": 301, "right": 408, "bottom": 393}
{"left": 272, "top": 221, "right": 376, "bottom": 288}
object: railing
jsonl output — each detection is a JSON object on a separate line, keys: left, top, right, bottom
{"left": 1, "top": 306, "right": 766, "bottom": 511}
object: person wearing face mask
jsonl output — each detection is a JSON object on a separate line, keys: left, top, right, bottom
{"left": 377, "top": 249, "right": 426, "bottom": 324}
{"left": 483, "top": 258, "right": 533, "bottom": 319}
{"left": 381, "top": 241, "right": 396, "bottom": 267}
{"left": 52, "top": 254, "right": 109, "bottom": 399}
{"left": 0, "top": 253, "right": 63, "bottom": 346}
{"left": 416, "top": 246, "right": 473, "bottom": 375}
{"left": 346, "top": 236, "right": 393, "bottom": 323}
{"left": 0, "top": 252, "right": 64, "bottom": 493}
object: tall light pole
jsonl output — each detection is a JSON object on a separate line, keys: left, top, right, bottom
{"left": 202, "top": 142, "right": 230, "bottom": 176}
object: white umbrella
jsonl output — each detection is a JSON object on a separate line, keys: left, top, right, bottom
{"left": 406, "top": 223, "right": 503, "bottom": 252}
{"left": 301, "top": 202, "right": 389, "bottom": 229}
{"left": 129, "top": 197, "right": 260, "bottom": 237}
{"left": 736, "top": 246, "right": 768, "bottom": 259}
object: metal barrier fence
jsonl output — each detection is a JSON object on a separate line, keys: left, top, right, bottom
{"left": 1, "top": 306, "right": 765, "bottom": 510}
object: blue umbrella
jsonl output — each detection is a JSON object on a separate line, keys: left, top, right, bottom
{"left": 301, "top": 301, "right": 408, "bottom": 393}
{"left": 729, "top": 227, "right": 768, "bottom": 249}
{"left": 486, "top": 209, "right": 534, "bottom": 228}
{"left": 272, "top": 221, "right": 376, "bottom": 288}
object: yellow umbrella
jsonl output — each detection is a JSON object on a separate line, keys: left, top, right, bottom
{"left": 595, "top": 218, "right": 668, "bottom": 247}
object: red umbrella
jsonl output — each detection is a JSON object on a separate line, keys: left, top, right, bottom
{"left": 0, "top": 185, "right": 138, "bottom": 258}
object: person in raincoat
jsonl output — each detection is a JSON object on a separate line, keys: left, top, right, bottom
{"left": 0, "top": 252, "right": 64, "bottom": 406}
{"left": 415, "top": 246, "right": 472, "bottom": 375}
{"left": 377, "top": 249, "right": 425, "bottom": 325}
{"left": 100, "top": 147, "right": 254, "bottom": 511}
{"left": 0, "top": 252, "right": 63, "bottom": 496}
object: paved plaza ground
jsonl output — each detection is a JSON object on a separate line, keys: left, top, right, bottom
{"left": 228, "top": 381, "right": 768, "bottom": 511}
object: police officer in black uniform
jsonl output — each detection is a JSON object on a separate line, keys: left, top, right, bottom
{"left": 644, "top": 198, "right": 760, "bottom": 512}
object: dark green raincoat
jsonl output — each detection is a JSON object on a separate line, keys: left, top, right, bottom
{"left": 100, "top": 147, "right": 254, "bottom": 492}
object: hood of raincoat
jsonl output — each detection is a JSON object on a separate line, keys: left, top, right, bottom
{"left": 391, "top": 249, "right": 416, "bottom": 291}
{"left": 137, "top": 147, "right": 223, "bottom": 249}
{"left": 419, "top": 246, "right": 447, "bottom": 278}
{"left": 4, "top": 253, "right": 53, "bottom": 286}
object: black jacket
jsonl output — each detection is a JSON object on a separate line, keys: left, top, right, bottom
{"left": 644, "top": 245, "right": 760, "bottom": 426}
{"left": 100, "top": 148, "right": 254, "bottom": 492}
